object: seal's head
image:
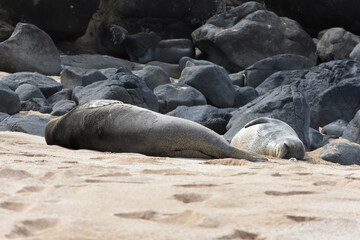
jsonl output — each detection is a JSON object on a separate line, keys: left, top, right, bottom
{"left": 275, "top": 138, "right": 305, "bottom": 159}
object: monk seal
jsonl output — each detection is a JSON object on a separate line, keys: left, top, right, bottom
{"left": 230, "top": 117, "right": 305, "bottom": 159}
{"left": 45, "top": 100, "right": 266, "bottom": 162}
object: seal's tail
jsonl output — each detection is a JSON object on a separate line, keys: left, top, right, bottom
{"left": 229, "top": 147, "right": 268, "bottom": 162}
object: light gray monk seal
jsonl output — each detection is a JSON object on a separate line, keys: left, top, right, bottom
{"left": 45, "top": 100, "right": 266, "bottom": 162}
{"left": 230, "top": 117, "right": 305, "bottom": 159}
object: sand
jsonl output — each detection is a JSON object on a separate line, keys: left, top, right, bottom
{"left": 0, "top": 131, "right": 359, "bottom": 239}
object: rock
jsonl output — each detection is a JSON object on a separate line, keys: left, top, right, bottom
{"left": 0, "top": 112, "right": 9, "bottom": 122}
{"left": 257, "top": 60, "right": 360, "bottom": 128}
{"left": 47, "top": 89, "right": 73, "bottom": 106}
{"left": 309, "top": 128, "right": 329, "bottom": 151}
{"left": 350, "top": 43, "right": 360, "bottom": 61}
{"left": 226, "top": 0, "right": 264, "bottom": 7}
{"left": 179, "top": 65, "right": 235, "bottom": 108}
{"left": 15, "top": 84, "right": 46, "bottom": 101}
{"left": 320, "top": 142, "right": 360, "bottom": 165}
{"left": 0, "top": 20, "right": 14, "bottom": 41}
{"left": 225, "top": 85, "right": 310, "bottom": 149}
{"left": 99, "top": 68, "right": 119, "bottom": 79}
{"left": 123, "top": 31, "right": 161, "bottom": 63}
{"left": 51, "top": 100, "right": 76, "bottom": 116}
{"left": 60, "top": 66, "right": 107, "bottom": 90}
{"left": 342, "top": 110, "right": 360, "bottom": 144}
{"left": 60, "top": 54, "right": 137, "bottom": 71}
{"left": 73, "top": 71, "right": 159, "bottom": 112}
{"left": 0, "top": 114, "right": 51, "bottom": 137}
{"left": 1, "top": 72, "right": 63, "bottom": 98}
{"left": 316, "top": 28, "right": 360, "bottom": 62}
{"left": 21, "top": 98, "right": 52, "bottom": 114}
{"left": 233, "top": 86, "right": 259, "bottom": 108}
{"left": 264, "top": 0, "right": 360, "bottom": 36}
{"left": 321, "top": 119, "right": 348, "bottom": 138}
{"left": 229, "top": 71, "right": 245, "bottom": 86}
{"left": 179, "top": 57, "right": 215, "bottom": 72}
{"left": 312, "top": 77, "right": 360, "bottom": 127}
{"left": 0, "top": 23, "right": 61, "bottom": 75}
{"left": 243, "top": 54, "right": 316, "bottom": 88}
{"left": 98, "top": 23, "right": 128, "bottom": 57}
{"left": 134, "top": 66, "right": 170, "bottom": 91}
{"left": 0, "top": 0, "right": 99, "bottom": 40}
{"left": 0, "top": 83, "right": 21, "bottom": 115}
{"left": 167, "top": 105, "right": 234, "bottom": 135}
{"left": 154, "top": 83, "right": 207, "bottom": 114}
{"left": 192, "top": 2, "right": 316, "bottom": 72}
{"left": 155, "top": 39, "right": 195, "bottom": 64}
{"left": 146, "top": 61, "right": 181, "bottom": 79}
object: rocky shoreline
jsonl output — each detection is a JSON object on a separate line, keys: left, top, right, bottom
{"left": 0, "top": 1, "right": 360, "bottom": 238}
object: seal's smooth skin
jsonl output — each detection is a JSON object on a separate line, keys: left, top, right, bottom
{"left": 45, "top": 100, "right": 266, "bottom": 162}
{"left": 231, "top": 117, "right": 305, "bottom": 159}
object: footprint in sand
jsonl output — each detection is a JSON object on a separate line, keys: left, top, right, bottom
{"left": 114, "top": 210, "right": 218, "bottom": 228}
{"left": 286, "top": 215, "right": 322, "bottom": 222}
{"left": 0, "top": 201, "right": 31, "bottom": 212}
{"left": 173, "top": 193, "right": 210, "bottom": 203}
{"left": 175, "top": 183, "right": 218, "bottom": 188}
{"left": 17, "top": 186, "right": 46, "bottom": 193}
{"left": 217, "top": 229, "right": 259, "bottom": 240}
{"left": 6, "top": 218, "right": 59, "bottom": 238}
{"left": 203, "top": 159, "right": 250, "bottom": 166}
{"left": 264, "top": 190, "right": 316, "bottom": 196}
{"left": 0, "top": 168, "right": 32, "bottom": 179}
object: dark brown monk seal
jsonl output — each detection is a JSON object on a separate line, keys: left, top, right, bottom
{"left": 45, "top": 100, "right": 266, "bottom": 162}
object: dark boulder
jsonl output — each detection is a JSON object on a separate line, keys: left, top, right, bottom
{"left": 319, "top": 142, "right": 360, "bottom": 165}
{"left": 133, "top": 66, "right": 170, "bottom": 91}
{"left": 257, "top": 60, "right": 360, "bottom": 128}
{"left": 154, "top": 83, "right": 207, "bottom": 114}
{"left": 51, "top": 100, "right": 77, "bottom": 116}
{"left": 60, "top": 66, "right": 107, "bottom": 90}
{"left": 98, "top": 23, "right": 128, "bottom": 57}
{"left": 242, "top": 54, "right": 316, "bottom": 88}
{"left": 225, "top": 85, "right": 310, "bottom": 149}
{"left": 192, "top": 2, "right": 316, "bottom": 72}
{"left": 167, "top": 105, "right": 234, "bottom": 135}
{"left": 0, "top": 23, "right": 61, "bottom": 75}
{"left": 0, "top": 83, "right": 21, "bottom": 115}
{"left": 343, "top": 110, "right": 360, "bottom": 144}
{"left": 179, "top": 64, "right": 235, "bottom": 108}
{"left": 321, "top": 119, "right": 348, "bottom": 138}
{"left": 21, "top": 98, "right": 52, "bottom": 114}
{"left": 1, "top": 72, "right": 63, "bottom": 98}
{"left": 73, "top": 71, "right": 159, "bottom": 112}
{"left": 15, "top": 84, "right": 46, "bottom": 101}
{"left": 233, "top": 86, "right": 259, "bottom": 108}
{"left": 0, "top": 114, "right": 51, "bottom": 137}
{"left": 155, "top": 39, "right": 195, "bottom": 64}
{"left": 0, "top": 112, "right": 9, "bottom": 123}
{"left": 47, "top": 89, "right": 73, "bottom": 106}
{"left": 316, "top": 28, "right": 360, "bottom": 62}
{"left": 309, "top": 128, "right": 329, "bottom": 151}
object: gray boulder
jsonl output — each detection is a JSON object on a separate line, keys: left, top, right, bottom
{"left": 47, "top": 89, "right": 73, "bottom": 106}
{"left": 316, "top": 28, "right": 360, "bottom": 62}
{"left": 225, "top": 84, "right": 310, "bottom": 149}
{"left": 60, "top": 66, "right": 107, "bottom": 90}
{"left": 21, "top": 98, "right": 52, "bottom": 113}
{"left": 154, "top": 83, "right": 207, "bottom": 114}
{"left": 321, "top": 119, "right": 348, "bottom": 138}
{"left": 167, "top": 105, "right": 235, "bottom": 135}
{"left": 0, "top": 115, "right": 51, "bottom": 137}
{"left": 179, "top": 57, "right": 215, "bottom": 72}
{"left": 229, "top": 71, "right": 245, "bottom": 86}
{"left": 233, "top": 86, "right": 259, "bottom": 108}
{"left": 243, "top": 54, "right": 316, "bottom": 88}
{"left": 60, "top": 54, "right": 137, "bottom": 71}
{"left": 50, "top": 100, "right": 76, "bottom": 116}
{"left": 134, "top": 66, "right": 170, "bottom": 91}
{"left": 343, "top": 110, "right": 360, "bottom": 144}
{"left": 320, "top": 142, "right": 360, "bottom": 165}
{"left": 179, "top": 65, "right": 235, "bottom": 108}
{"left": 257, "top": 60, "right": 360, "bottom": 128}
{"left": 309, "top": 128, "right": 329, "bottom": 151}
{"left": 0, "top": 23, "right": 61, "bottom": 75}
{"left": 146, "top": 61, "right": 181, "bottom": 79}
{"left": 350, "top": 43, "right": 360, "bottom": 60}
{"left": 0, "top": 112, "right": 9, "bottom": 123}
{"left": 15, "top": 84, "right": 46, "bottom": 101}
{"left": 0, "top": 83, "right": 21, "bottom": 115}
{"left": 73, "top": 71, "right": 159, "bottom": 112}
{"left": 0, "top": 72, "right": 63, "bottom": 98}
{"left": 192, "top": 2, "right": 316, "bottom": 72}
{"left": 155, "top": 39, "right": 195, "bottom": 64}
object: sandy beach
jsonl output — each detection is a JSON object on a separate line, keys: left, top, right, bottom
{"left": 0, "top": 131, "right": 359, "bottom": 239}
